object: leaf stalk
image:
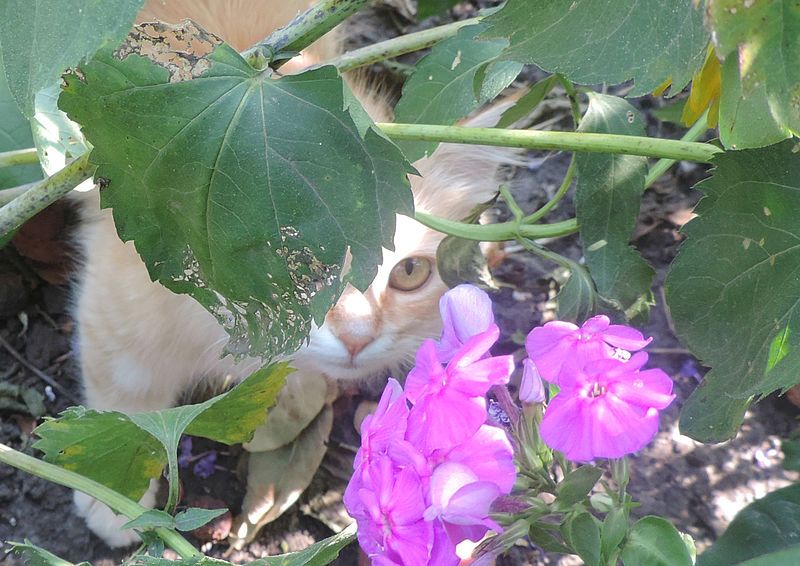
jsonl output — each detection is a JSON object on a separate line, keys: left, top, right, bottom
{"left": 0, "top": 148, "right": 39, "bottom": 168}
{"left": 415, "top": 212, "right": 578, "bottom": 241}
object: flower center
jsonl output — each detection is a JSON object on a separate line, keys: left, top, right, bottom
{"left": 590, "top": 382, "right": 606, "bottom": 398}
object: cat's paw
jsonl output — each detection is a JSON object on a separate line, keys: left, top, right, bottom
{"left": 74, "top": 480, "right": 158, "bottom": 548}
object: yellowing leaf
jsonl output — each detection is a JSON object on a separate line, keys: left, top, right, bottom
{"left": 681, "top": 45, "right": 721, "bottom": 128}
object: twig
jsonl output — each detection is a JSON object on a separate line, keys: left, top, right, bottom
{"left": 0, "top": 334, "right": 80, "bottom": 404}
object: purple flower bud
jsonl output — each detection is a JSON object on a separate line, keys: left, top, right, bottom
{"left": 519, "top": 358, "right": 545, "bottom": 404}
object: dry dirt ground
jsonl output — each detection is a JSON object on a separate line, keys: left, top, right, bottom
{"left": 1, "top": 2, "right": 798, "bottom": 565}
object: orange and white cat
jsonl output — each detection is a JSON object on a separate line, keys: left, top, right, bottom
{"left": 73, "top": 0, "right": 518, "bottom": 548}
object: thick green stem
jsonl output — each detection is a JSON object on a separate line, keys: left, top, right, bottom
{"left": 0, "top": 153, "right": 94, "bottom": 238}
{"left": 524, "top": 155, "right": 576, "bottom": 224}
{"left": 0, "top": 443, "right": 199, "bottom": 557}
{"left": 243, "top": 0, "right": 370, "bottom": 68}
{"left": 0, "top": 148, "right": 39, "bottom": 168}
{"left": 328, "top": 17, "right": 481, "bottom": 72}
{"left": 415, "top": 211, "right": 578, "bottom": 241}
{"left": 645, "top": 108, "right": 711, "bottom": 187}
{"left": 378, "top": 123, "right": 722, "bottom": 162}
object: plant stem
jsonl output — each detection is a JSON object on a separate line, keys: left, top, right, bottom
{"left": 523, "top": 156, "right": 576, "bottom": 224}
{"left": 378, "top": 123, "right": 722, "bottom": 162}
{"left": 556, "top": 75, "right": 582, "bottom": 127}
{"left": 0, "top": 148, "right": 39, "bottom": 168}
{"left": 243, "top": 0, "right": 371, "bottom": 68}
{"left": 328, "top": 17, "right": 481, "bottom": 72}
{"left": 0, "top": 443, "right": 200, "bottom": 557}
{"left": 0, "top": 153, "right": 94, "bottom": 239}
{"left": 415, "top": 212, "right": 578, "bottom": 241}
{"left": 644, "top": 108, "right": 711, "bottom": 187}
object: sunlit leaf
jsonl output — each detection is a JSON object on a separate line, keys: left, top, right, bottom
{"left": 0, "top": 0, "right": 144, "bottom": 116}
{"left": 666, "top": 140, "right": 800, "bottom": 442}
{"left": 621, "top": 517, "right": 692, "bottom": 566}
{"left": 59, "top": 22, "right": 413, "bottom": 359}
{"left": 575, "top": 93, "right": 654, "bottom": 319}
{"left": 681, "top": 46, "right": 721, "bottom": 129}
{"left": 481, "top": 0, "right": 708, "bottom": 97}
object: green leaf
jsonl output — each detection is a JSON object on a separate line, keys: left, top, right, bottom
{"left": 6, "top": 540, "right": 91, "bottom": 566}
{"left": 556, "top": 261, "right": 598, "bottom": 323}
{"left": 480, "top": 0, "right": 708, "bottom": 97}
{"left": 59, "top": 23, "right": 413, "bottom": 360}
{"left": 601, "top": 507, "right": 629, "bottom": 560}
{"left": 394, "top": 24, "right": 521, "bottom": 161}
{"left": 563, "top": 512, "right": 601, "bottom": 566}
{"left": 497, "top": 74, "right": 557, "bottom": 129}
{"left": 174, "top": 507, "right": 228, "bottom": 532}
{"left": 555, "top": 465, "right": 603, "bottom": 508}
{"left": 528, "top": 525, "right": 572, "bottom": 554}
{"left": 575, "top": 93, "right": 654, "bottom": 319}
{"left": 707, "top": 0, "right": 800, "bottom": 148}
{"left": 121, "top": 509, "right": 176, "bottom": 531}
{"left": 0, "top": 50, "right": 41, "bottom": 191}
{"left": 417, "top": 0, "right": 461, "bottom": 19}
{"left": 666, "top": 140, "right": 800, "bottom": 441}
{"left": 0, "top": 0, "right": 145, "bottom": 116}
{"left": 697, "top": 484, "right": 800, "bottom": 566}
{"left": 718, "top": 56, "right": 790, "bottom": 150}
{"left": 34, "top": 364, "right": 288, "bottom": 500}
{"left": 736, "top": 545, "right": 800, "bottom": 566}
{"left": 31, "top": 85, "right": 90, "bottom": 176}
{"left": 435, "top": 235, "right": 494, "bottom": 288}
{"left": 621, "top": 516, "right": 692, "bottom": 566}
{"left": 782, "top": 436, "right": 800, "bottom": 472}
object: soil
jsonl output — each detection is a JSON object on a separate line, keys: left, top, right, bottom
{"left": 1, "top": 2, "right": 798, "bottom": 565}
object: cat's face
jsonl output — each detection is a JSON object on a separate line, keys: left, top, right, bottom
{"left": 291, "top": 214, "right": 448, "bottom": 380}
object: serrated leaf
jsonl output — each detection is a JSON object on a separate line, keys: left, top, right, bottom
{"left": 6, "top": 540, "right": 91, "bottom": 566}
{"left": 707, "top": 0, "right": 800, "bottom": 148}
{"left": 621, "top": 516, "right": 692, "bottom": 566}
{"left": 121, "top": 509, "right": 175, "bottom": 531}
{"left": 33, "top": 364, "right": 287, "bottom": 500}
{"left": 59, "top": 23, "right": 413, "bottom": 360}
{"left": 174, "top": 507, "right": 227, "bottom": 532}
{"left": 0, "top": 50, "right": 41, "bottom": 191}
{"left": 394, "top": 24, "right": 521, "bottom": 161}
{"left": 666, "top": 140, "right": 800, "bottom": 442}
{"left": 575, "top": 93, "right": 654, "bottom": 319}
{"left": 480, "top": 0, "right": 708, "bottom": 97}
{"left": 497, "top": 74, "right": 557, "bottom": 129}
{"left": 417, "top": 0, "right": 461, "bottom": 19}
{"left": 0, "top": 0, "right": 144, "bottom": 116}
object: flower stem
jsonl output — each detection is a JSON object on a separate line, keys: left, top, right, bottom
{"left": 415, "top": 211, "right": 578, "bottom": 242}
{"left": 0, "top": 153, "right": 94, "bottom": 239}
{"left": 0, "top": 443, "right": 200, "bottom": 557}
{"left": 327, "top": 17, "right": 481, "bottom": 72}
{"left": 523, "top": 155, "right": 576, "bottom": 224}
{"left": 644, "top": 108, "right": 711, "bottom": 187}
{"left": 377, "top": 123, "right": 722, "bottom": 162}
{"left": 243, "top": 0, "right": 371, "bottom": 68}
{"left": 0, "top": 148, "right": 39, "bottom": 169}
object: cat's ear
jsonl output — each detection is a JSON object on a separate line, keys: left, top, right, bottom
{"left": 409, "top": 101, "right": 527, "bottom": 221}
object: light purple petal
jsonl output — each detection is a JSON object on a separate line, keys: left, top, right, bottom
{"left": 611, "top": 368, "right": 675, "bottom": 409}
{"left": 437, "top": 285, "right": 495, "bottom": 363}
{"left": 519, "top": 358, "right": 545, "bottom": 403}
{"left": 452, "top": 354, "right": 514, "bottom": 396}
{"left": 437, "top": 425, "right": 515, "bottom": 493}
{"left": 601, "top": 324, "right": 653, "bottom": 351}
{"left": 387, "top": 519, "right": 433, "bottom": 566}
{"left": 450, "top": 324, "right": 500, "bottom": 368}
{"left": 405, "top": 340, "right": 444, "bottom": 404}
{"left": 525, "top": 322, "right": 578, "bottom": 382}
{"left": 540, "top": 392, "right": 596, "bottom": 462}
{"left": 430, "top": 523, "right": 460, "bottom": 566}
{"left": 580, "top": 315, "right": 610, "bottom": 335}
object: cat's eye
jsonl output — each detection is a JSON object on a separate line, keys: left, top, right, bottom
{"left": 389, "top": 257, "right": 433, "bottom": 291}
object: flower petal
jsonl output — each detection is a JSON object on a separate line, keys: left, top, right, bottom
{"left": 407, "top": 391, "right": 486, "bottom": 451}
{"left": 405, "top": 340, "right": 444, "bottom": 404}
{"left": 519, "top": 358, "right": 545, "bottom": 403}
{"left": 437, "top": 285, "right": 495, "bottom": 362}
{"left": 580, "top": 315, "right": 610, "bottom": 335}
{"left": 526, "top": 322, "right": 578, "bottom": 381}
{"left": 437, "top": 424, "right": 516, "bottom": 492}
{"left": 601, "top": 324, "right": 653, "bottom": 351}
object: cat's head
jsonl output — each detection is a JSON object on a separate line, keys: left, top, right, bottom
{"left": 292, "top": 108, "right": 521, "bottom": 381}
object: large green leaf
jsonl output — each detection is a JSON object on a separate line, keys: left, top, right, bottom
{"left": 0, "top": 0, "right": 144, "bottom": 116}
{"left": 666, "top": 141, "right": 800, "bottom": 442}
{"left": 393, "top": 24, "right": 521, "bottom": 161}
{"left": 697, "top": 484, "right": 800, "bottom": 566}
{"left": 574, "top": 93, "right": 654, "bottom": 319}
{"left": 0, "top": 50, "right": 41, "bottom": 190}
{"left": 621, "top": 517, "right": 692, "bottom": 566}
{"left": 34, "top": 364, "right": 289, "bottom": 500}
{"left": 480, "top": 0, "right": 708, "bottom": 97}
{"left": 59, "top": 23, "right": 413, "bottom": 359}
{"left": 707, "top": 0, "right": 799, "bottom": 148}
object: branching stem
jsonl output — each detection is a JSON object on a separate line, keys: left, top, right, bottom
{"left": 644, "top": 108, "right": 711, "bottom": 187}
{"left": 0, "top": 443, "right": 199, "bottom": 557}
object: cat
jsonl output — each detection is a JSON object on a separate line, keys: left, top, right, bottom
{"left": 72, "top": 0, "right": 519, "bottom": 548}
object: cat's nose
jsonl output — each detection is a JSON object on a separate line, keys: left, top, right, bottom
{"left": 340, "top": 333, "right": 374, "bottom": 358}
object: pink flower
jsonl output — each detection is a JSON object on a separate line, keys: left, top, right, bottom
{"left": 526, "top": 315, "right": 652, "bottom": 384}
{"left": 405, "top": 325, "right": 514, "bottom": 450}
{"left": 519, "top": 358, "right": 545, "bottom": 404}
{"left": 539, "top": 352, "right": 675, "bottom": 462}
{"left": 436, "top": 284, "right": 495, "bottom": 362}
{"left": 354, "top": 378, "right": 409, "bottom": 473}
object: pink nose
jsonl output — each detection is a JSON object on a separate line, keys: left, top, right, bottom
{"left": 341, "top": 334, "right": 373, "bottom": 357}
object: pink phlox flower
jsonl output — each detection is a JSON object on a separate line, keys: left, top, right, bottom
{"left": 526, "top": 315, "right": 652, "bottom": 385}
{"left": 355, "top": 456, "right": 433, "bottom": 565}
{"left": 354, "top": 378, "right": 408, "bottom": 472}
{"left": 519, "top": 358, "right": 545, "bottom": 404}
{"left": 436, "top": 284, "right": 495, "bottom": 362}
{"left": 405, "top": 325, "right": 514, "bottom": 450}
{"left": 539, "top": 352, "right": 675, "bottom": 462}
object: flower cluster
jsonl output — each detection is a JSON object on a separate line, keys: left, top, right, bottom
{"left": 344, "top": 285, "right": 516, "bottom": 566}
{"left": 525, "top": 315, "right": 675, "bottom": 462}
